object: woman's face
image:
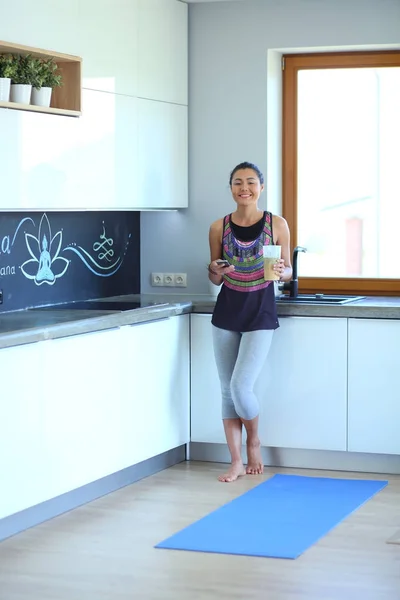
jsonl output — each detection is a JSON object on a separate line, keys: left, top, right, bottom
{"left": 230, "top": 168, "right": 264, "bottom": 207}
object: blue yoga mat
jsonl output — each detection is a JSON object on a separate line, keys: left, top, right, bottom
{"left": 155, "top": 474, "right": 388, "bottom": 559}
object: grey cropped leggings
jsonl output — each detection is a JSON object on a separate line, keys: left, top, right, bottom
{"left": 212, "top": 326, "right": 274, "bottom": 421}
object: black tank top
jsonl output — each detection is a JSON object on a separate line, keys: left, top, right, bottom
{"left": 211, "top": 211, "right": 279, "bottom": 332}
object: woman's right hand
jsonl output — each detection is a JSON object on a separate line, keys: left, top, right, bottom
{"left": 209, "top": 260, "right": 235, "bottom": 276}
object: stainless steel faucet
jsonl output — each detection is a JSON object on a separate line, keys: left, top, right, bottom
{"left": 282, "top": 246, "right": 307, "bottom": 298}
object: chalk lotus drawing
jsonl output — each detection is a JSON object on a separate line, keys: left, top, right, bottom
{"left": 20, "top": 214, "right": 69, "bottom": 286}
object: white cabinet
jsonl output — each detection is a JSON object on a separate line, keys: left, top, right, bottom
{"left": 0, "top": 328, "right": 127, "bottom": 518}
{"left": 0, "top": 0, "right": 81, "bottom": 59}
{"left": 348, "top": 318, "right": 400, "bottom": 455}
{"left": 1, "top": 90, "right": 188, "bottom": 210}
{"left": 1, "top": 0, "right": 188, "bottom": 211}
{"left": 190, "top": 315, "right": 226, "bottom": 443}
{"left": 255, "top": 316, "right": 347, "bottom": 451}
{"left": 1, "top": 90, "right": 138, "bottom": 211}
{"left": 136, "top": 99, "right": 188, "bottom": 208}
{"left": 190, "top": 314, "right": 348, "bottom": 452}
{"left": 137, "top": 0, "right": 188, "bottom": 105}
{"left": 80, "top": 0, "right": 188, "bottom": 102}
{"left": 1, "top": 0, "right": 187, "bottom": 102}
{"left": 119, "top": 315, "right": 190, "bottom": 464}
{"left": 0, "top": 342, "right": 46, "bottom": 520}
{"left": 0, "top": 315, "right": 190, "bottom": 519}
{"left": 40, "top": 328, "right": 125, "bottom": 500}
{"left": 78, "top": 0, "right": 139, "bottom": 96}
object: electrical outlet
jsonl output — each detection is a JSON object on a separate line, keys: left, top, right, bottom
{"left": 164, "top": 273, "right": 175, "bottom": 287}
{"left": 151, "top": 273, "right": 187, "bottom": 287}
{"left": 151, "top": 273, "right": 164, "bottom": 287}
{"left": 174, "top": 273, "right": 187, "bottom": 287}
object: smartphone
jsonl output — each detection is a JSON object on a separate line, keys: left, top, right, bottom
{"left": 216, "top": 259, "right": 230, "bottom": 267}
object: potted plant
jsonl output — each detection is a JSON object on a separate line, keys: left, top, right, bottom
{"left": 0, "top": 54, "right": 17, "bottom": 102}
{"left": 10, "top": 53, "right": 36, "bottom": 105}
{"left": 30, "top": 58, "right": 62, "bottom": 108}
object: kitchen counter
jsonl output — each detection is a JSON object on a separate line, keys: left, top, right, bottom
{"left": 0, "top": 296, "right": 192, "bottom": 350}
{"left": 0, "top": 293, "right": 400, "bottom": 350}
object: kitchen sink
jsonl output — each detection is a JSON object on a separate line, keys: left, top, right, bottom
{"left": 276, "top": 294, "right": 365, "bottom": 305}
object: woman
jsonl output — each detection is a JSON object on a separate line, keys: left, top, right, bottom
{"left": 208, "top": 162, "right": 292, "bottom": 482}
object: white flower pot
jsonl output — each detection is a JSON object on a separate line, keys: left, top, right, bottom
{"left": 10, "top": 84, "right": 32, "bottom": 104}
{"left": 31, "top": 86, "right": 52, "bottom": 108}
{"left": 0, "top": 77, "right": 11, "bottom": 101}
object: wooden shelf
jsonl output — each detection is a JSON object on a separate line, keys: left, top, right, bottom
{"left": 0, "top": 40, "right": 82, "bottom": 117}
{"left": 0, "top": 100, "right": 80, "bottom": 117}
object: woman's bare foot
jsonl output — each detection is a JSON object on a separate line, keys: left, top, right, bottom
{"left": 218, "top": 461, "right": 246, "bottom": 482}
{"left": 246, "top": 438, "right": 264, "bottom": 475}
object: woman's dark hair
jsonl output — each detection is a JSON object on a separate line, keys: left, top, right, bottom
{"left": 229, "top": 162, "right": 264, "bottom": 185}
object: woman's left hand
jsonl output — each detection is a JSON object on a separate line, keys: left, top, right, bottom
{"left": 273, "top": 258, "right": 286, "bottom": 279}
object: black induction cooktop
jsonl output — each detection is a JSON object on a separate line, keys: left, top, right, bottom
{"left": 31, "top": 301, "right": 149, "bottom": 312}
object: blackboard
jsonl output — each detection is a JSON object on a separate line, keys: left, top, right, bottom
{"left": 0, "top": 211, "right": 140, "bottom": 312}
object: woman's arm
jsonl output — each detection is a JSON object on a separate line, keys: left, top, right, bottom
{"left": 208, "top": 219, "right": 235, "bottom": 285}
{"left": 272, "top": 215, "right": 293, "bottom": 282}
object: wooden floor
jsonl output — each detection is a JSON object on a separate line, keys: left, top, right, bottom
{"left": 0, "top": 462, "right": 399, "bottom": 600}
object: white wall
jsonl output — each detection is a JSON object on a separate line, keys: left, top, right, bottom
{"left": 140, "top": 0, "right": 400, "bottom": 294}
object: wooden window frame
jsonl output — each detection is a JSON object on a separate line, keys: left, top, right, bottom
{"left": 282, "top": 51, "right": 400, "bottom": 296}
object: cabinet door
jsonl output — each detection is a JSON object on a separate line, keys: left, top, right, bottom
{"left": 0, "top": 1, "right": 80, "bottom": 59}
{"left": 136, "top": 99, "right": 188, "bottom": 208}
{"left": 78, "top": 0, "right": 139, "bottom": 96}
{"left": 40, "top": 328, "right": 124, "bottom": 499}
{"left": 1, "top": 90, "right": 138, "bottom": 211}
{"left": 119, "top": 315, "right": 190, "bottom": 464}
{"left": 0, "top": 342, "right": 45, "bottom": 520}
{"left": 190, "top": 314, "right": 348, "bottom": 451}
{"left": 137, "top": 0, "right": 188, "bottom": 105}
{"left": 58, "top": 91, "right": 139, "bottom": 211}
{"left": 0, "top": 317, "right": 190, "bottom": 519}
{"left": 0, "top": 331, "right": 123, "bottom": 517}
{"left": 256, "top": 317, "right": 348, "bottom": 451}
{"left": 348, "top": 318, "right": 400, "bottom": 455}
{"left": 0, "top": 91, "right": 187, "bottom": 210}
{"left": 190, "top": 315, "right": 226, "bottom": 443}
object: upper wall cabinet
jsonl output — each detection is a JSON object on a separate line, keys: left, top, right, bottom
{"left": 0, "top": 0, "right": 188, "bottom": 102}
{"left": 137, "top": 0, "right": 188, "bottom": 105}
{"left": 0, "top": 89, "right": 187, "bottom": 210}
{"left": 77, "top": 0, "right": 139, "bottom": 97}
{"left": 0, "top": 0, "right": 188, "bottom": 210}
{"left": 136, "top": 98, "right": 188, "bottom": 209}
{"left": 0, "top": 90, "right": 138, "bottom": 210}
{"left": 73, "top": 0, "right": 188, "bottom": 103}
{"left": 74, "top": 0, "right": 188, "bottom": 102}
{"left": 0, "top": 0, "right": 81, "bottom": 57}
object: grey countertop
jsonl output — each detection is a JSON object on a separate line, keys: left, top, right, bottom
{"left": 1, "top": 293, "right": 400, "bottom": 350}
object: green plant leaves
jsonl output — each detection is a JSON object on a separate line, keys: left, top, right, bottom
{"left": 0, "top": 53, "right": 63, "bottom": 89}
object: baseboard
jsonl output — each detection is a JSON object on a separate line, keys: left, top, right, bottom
{"left": 189, "top": 442, "right": 400, "bottom": 475}
{"left": 0, "top": 445, "right": 186, "bottom": 543}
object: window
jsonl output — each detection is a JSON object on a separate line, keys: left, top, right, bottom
{"left": 282, "top": 51, "right": 400, "bottom": 295}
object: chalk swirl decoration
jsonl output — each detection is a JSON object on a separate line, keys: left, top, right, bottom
{"left": 19, "top": 213, "right": 131, "bottom": 286}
